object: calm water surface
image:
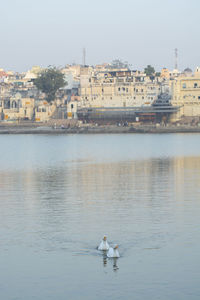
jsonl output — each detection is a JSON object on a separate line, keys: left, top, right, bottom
{"left": 0, "top": 134, "right": 200, "bottom": 300}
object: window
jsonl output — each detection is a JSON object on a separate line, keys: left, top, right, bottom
{"left": 18, "top": 100, "right": 22, "bottom": 108}
{"left": 126, "top": 88, "right": 128, "bottom": 92}
{"left": 12, "top": 101, "right": 17, "bottom": 109}
{"left": 194, "top": 83, "right": 198, "bottom": 88}
{"left": 182, "top": 83, "right": 186, "bottom": 88}
{"left": 71, "top": 104, "right": 74, "bottom": 109}
{"left": 118, "top": 87, "right": 120, "bottom": 91}
{"left": 141, "top": 89, "right": 143, "bottom": 92}
{"left": 198, "top": 96, "right": 200, "bottom": 100}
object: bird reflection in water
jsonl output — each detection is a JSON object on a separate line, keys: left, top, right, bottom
{"left": 113, "top": 257, "right": 119, "bottom": 272}
{"left": 102, "top": 251, "right": 107, "bottom": 267}
{"left": 102, "top": 255, "right": 119, "bottom": 272}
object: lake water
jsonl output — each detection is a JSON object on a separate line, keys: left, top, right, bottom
{"left": 0, "top": 134, "right": 200, "bottom": 300}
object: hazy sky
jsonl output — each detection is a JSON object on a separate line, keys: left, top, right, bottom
{"left": 1, "top": 0, "right": 199, "bottom": 72}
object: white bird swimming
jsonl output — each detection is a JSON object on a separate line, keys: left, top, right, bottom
{"left": 107, "top": 245, "right": 120, "bottom": 258}
{"left": 98, "top": 236, "right": 110, "bottom": 251}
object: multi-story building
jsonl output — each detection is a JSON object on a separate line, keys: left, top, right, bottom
{"left": 170, "top": 72, "right": 200, "bottom": 121}
{"left": 80, "top": 67, "right": 165, "bottom": 108}
{"left": 0, "top": 90, "right": 35, "bottom": 120}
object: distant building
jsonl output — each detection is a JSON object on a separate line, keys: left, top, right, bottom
{"left": 194, "top": 67, "right": 200, "bottom": 77}
{"left": 161, "top": 68, "right": 170, "bottom": 79}
{"left": 170, "top": 76, "right": 200, "bottom": 121}
{"left": 35, "top": 101, "right": 56, "bottom": 122}
{"left": 80, "top": 68, "right": 164, "bottom": 108}
{"left": 1, "top": 93, "right": 35, "bottom": 121}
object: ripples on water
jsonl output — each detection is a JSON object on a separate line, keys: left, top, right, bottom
{"left": 0, "top": 134, "right": 200, "bottom": 300}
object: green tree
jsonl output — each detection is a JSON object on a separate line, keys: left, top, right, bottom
{"left": 34, "top": 67, "right": 67, "bottom": 102}
{"left": 144, "top": 65, "right": 155, "bottom": 77}
{"left": 155, "top": 72, "right": 161, "bottom": 77}
{"left": 111, "top": 59, "right": 130, "bottom": 69}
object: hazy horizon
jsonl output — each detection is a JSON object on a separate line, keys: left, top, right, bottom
{"left": 1, "top": 0, "right": 199, "bottom": 72}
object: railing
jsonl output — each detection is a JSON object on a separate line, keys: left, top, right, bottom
{"left": 78, "top": 105, "right": 180, "bottom": 114}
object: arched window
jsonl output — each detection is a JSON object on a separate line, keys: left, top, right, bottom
{"left": 17, "top": 99, "right": 22, "bottom": 108}
{"left": 12, "top": 101, "right": 17, "bottom": 108}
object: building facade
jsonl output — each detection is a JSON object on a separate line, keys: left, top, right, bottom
{"left": 170, "top": 76, "right": 200, "bottom": 121}
{"left": 80, "top": 68, "right": 164, "bottom": 108}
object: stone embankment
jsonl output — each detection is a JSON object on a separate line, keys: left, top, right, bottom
{"left": 1, "top": 121, "right": 200, "bottom": 134}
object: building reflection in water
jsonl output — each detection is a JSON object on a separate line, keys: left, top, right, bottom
{"left": 1, "top": 155, "right": 200, "bottom": 209}
{"left": 1, "top": 155, "right": 200, "bottom": 251}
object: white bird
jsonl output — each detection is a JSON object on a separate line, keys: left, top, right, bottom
{"left": 98, "top": 236, "right": 110, "bottom": 251}
{"left": 107, "top": 245, "right": 120, "bottom": 258}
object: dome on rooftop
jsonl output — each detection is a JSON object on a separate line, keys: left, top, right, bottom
{"left": 184, "top": 67, "right": 192, "bottom": 73}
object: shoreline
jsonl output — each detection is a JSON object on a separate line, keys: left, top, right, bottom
{"left": 1, "top": 124, "right": 200, "bottom": 134}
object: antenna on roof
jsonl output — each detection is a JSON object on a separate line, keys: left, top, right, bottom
{"left": 175, "top": 48, "right": 178, "bottom": 70}
{"left": 83, "top": 48, "right": 86, "bottom": 66}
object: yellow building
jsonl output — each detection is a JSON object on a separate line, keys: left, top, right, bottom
{"left": 161, "top": 68, "right": 170, "bottom": 79}
{"left": 35, "top": 101, "right": 56, "bottom": 122}
{"left": 170, "top": 76, "right": 200, "bottom": 121}
{"left": 80, "top": 69, "right": 162, "bottom": 108}
{"left": 2, "top": 97, "right": 35, "bottom": 120}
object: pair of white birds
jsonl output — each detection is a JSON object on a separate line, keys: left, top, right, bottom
{"left": 98, "top": 236, "right": 120, "bottom": 258}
